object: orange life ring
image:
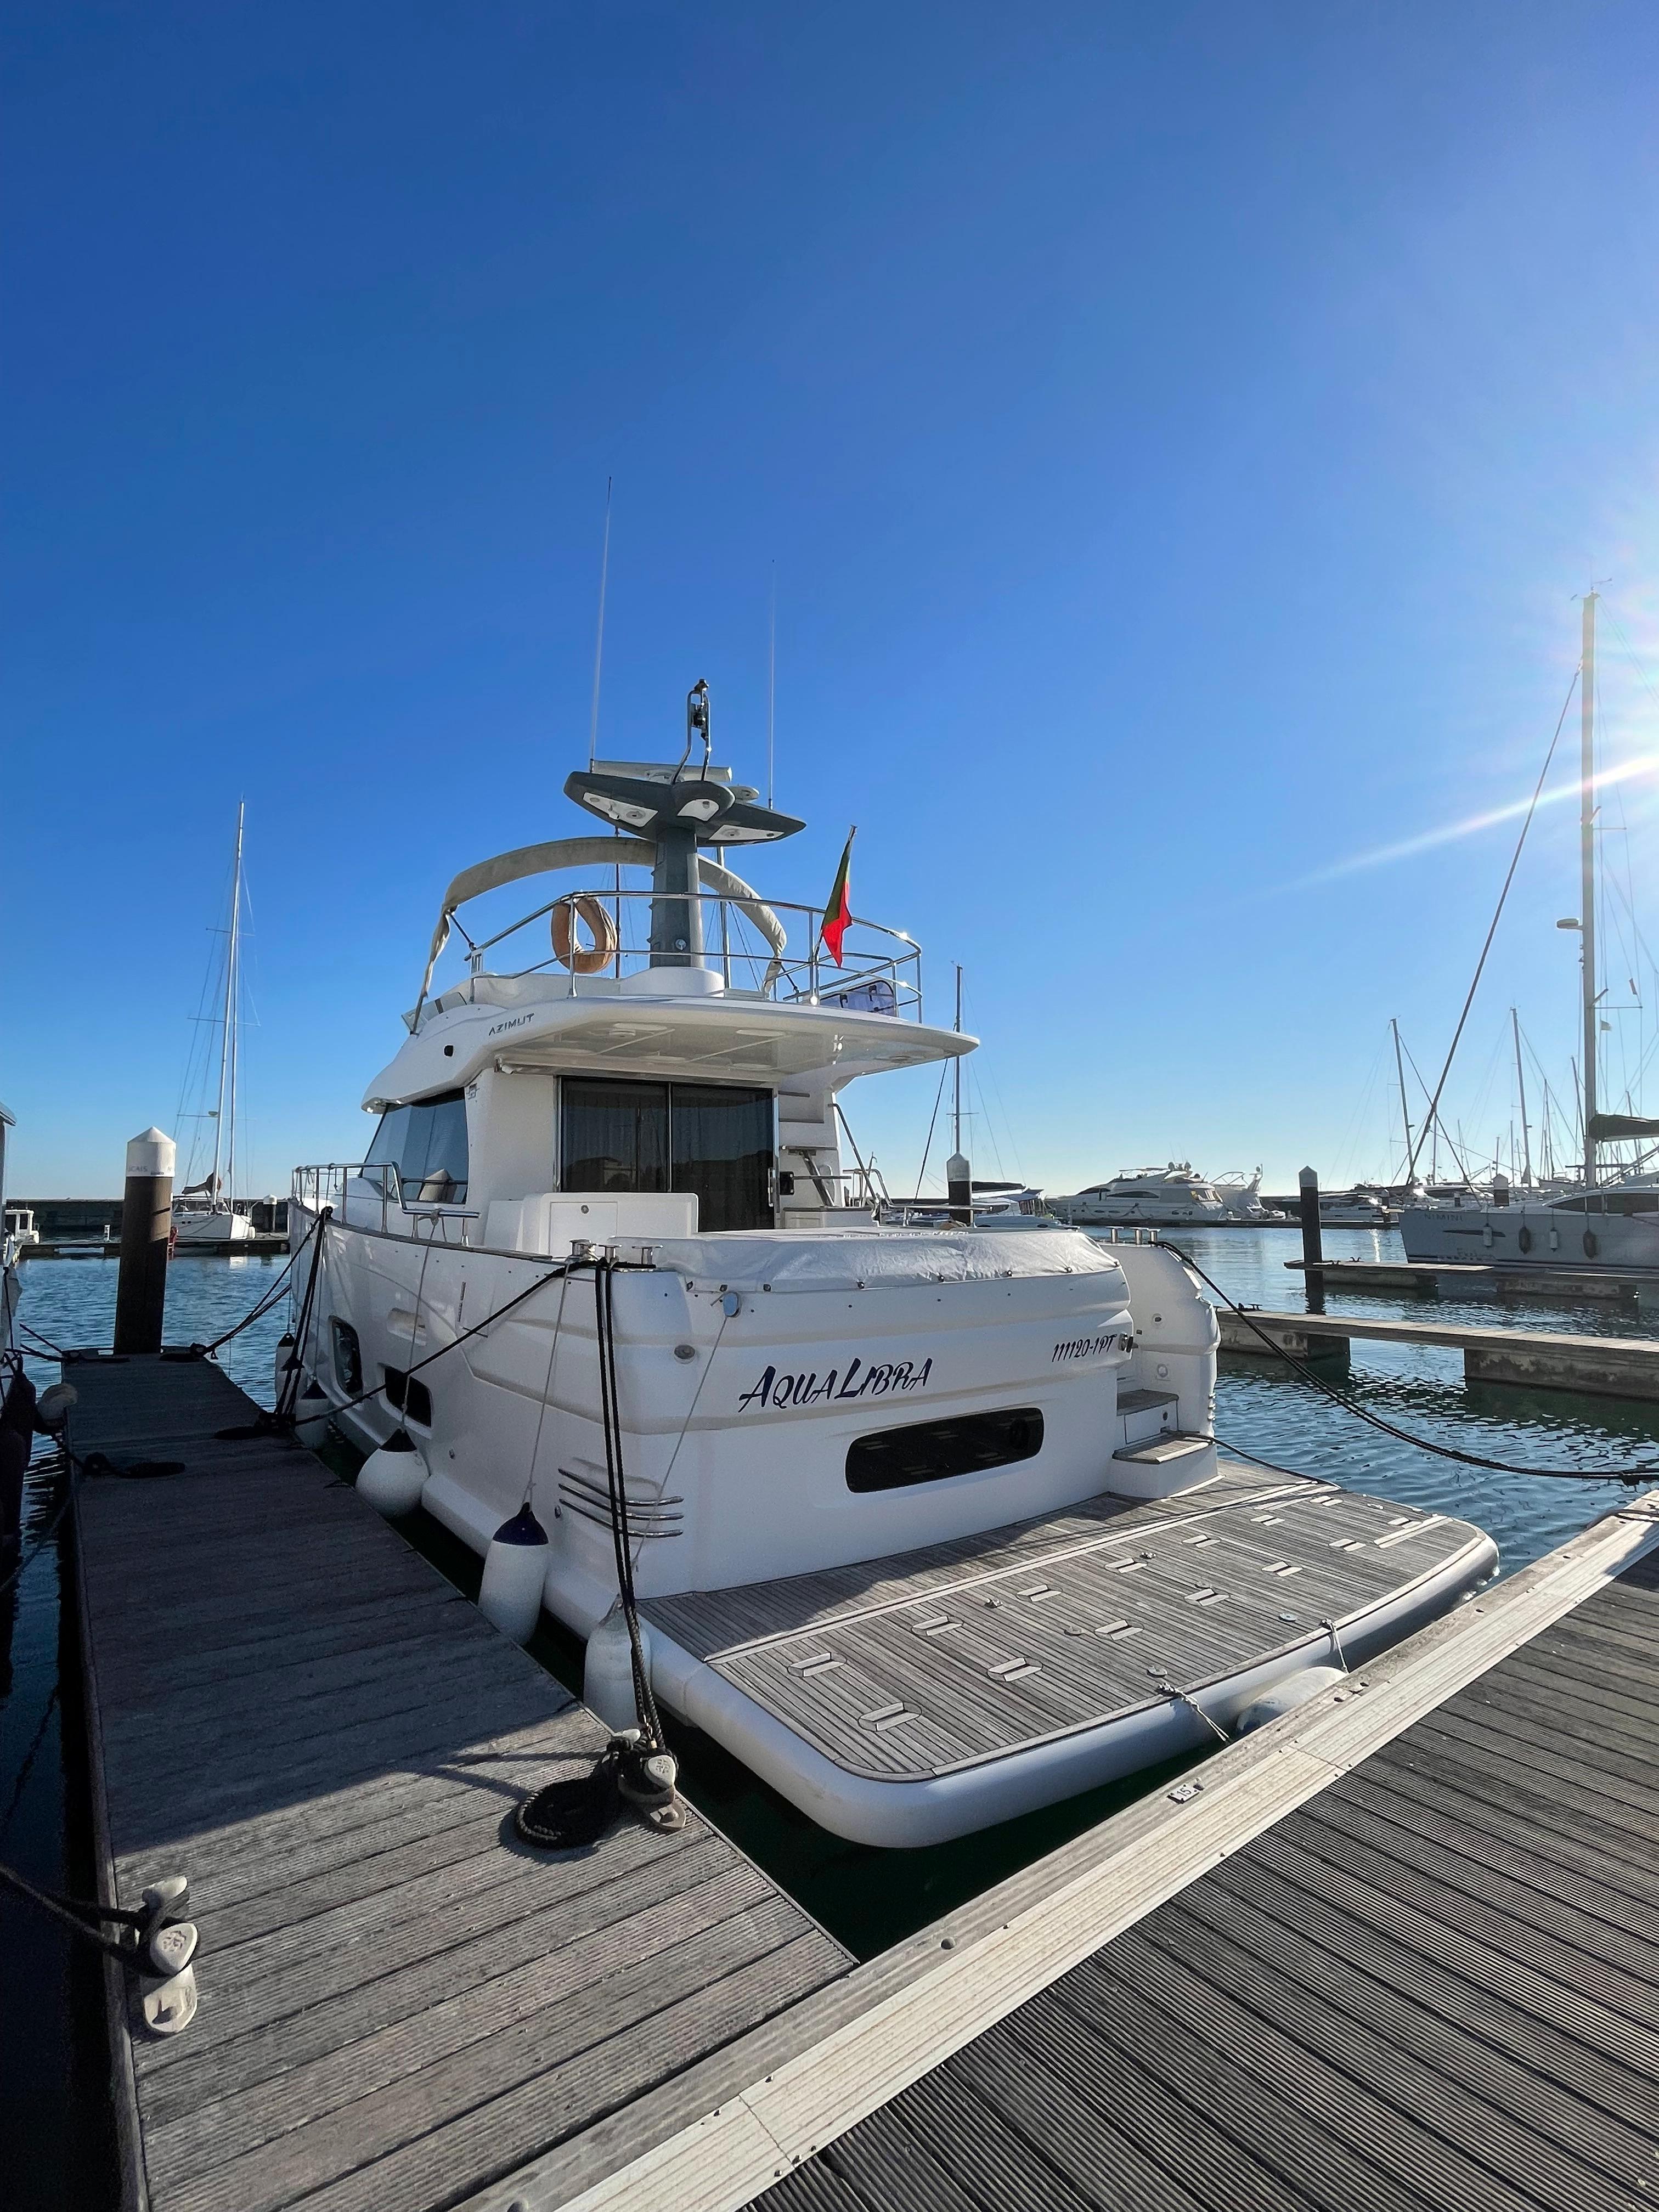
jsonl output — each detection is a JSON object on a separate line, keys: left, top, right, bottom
{"left": 551, "top": 893, "right": 618, "bottom": 975}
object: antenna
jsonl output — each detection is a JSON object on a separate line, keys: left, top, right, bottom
{"left": 767, "top": 560, "right": 777, "bottom": 809}
{"left": 588, "top": 477, "right": 612, "bottom": 770}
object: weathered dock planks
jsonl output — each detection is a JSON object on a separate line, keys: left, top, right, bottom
{"left": 1284, "top": 1254, "right": 1659, "bottom": 1307}
{"left": 1217, "top": 1302, "right": 1659, "bottom": 1401}
{"left": 746, "top": 1512, "right": 1659, "bottom": 2212}
{"left": 507, "top": 1489, "right": 1659, "bottom": 2212}
{"left": 66, "top": 1351, "right": 850, "bottom": 2212}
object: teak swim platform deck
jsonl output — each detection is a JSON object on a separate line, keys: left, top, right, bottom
{"left": 66, "top": 1353, "right": 849, "bottom": 2212}
{"left": 644, "top": 1463, "right": 1489, "bottom": 1791}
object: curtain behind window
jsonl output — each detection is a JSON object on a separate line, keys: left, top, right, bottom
{"left": 671, "top": 1085, "right": 772, "bottom": 1232}
{"left": 561, "top": 1077, "right": 772, "bottom": 1229}
{"left": 562, "top": 1080, "right": 670, "bottom": 1195}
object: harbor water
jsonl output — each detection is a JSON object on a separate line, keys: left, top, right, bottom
{"left": 5, "top": 1231, "right": 1656, "bottom": 2209}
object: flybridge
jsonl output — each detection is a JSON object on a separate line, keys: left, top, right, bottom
{"left": 404, "top": 680, "right": 928, "bottom": 1028}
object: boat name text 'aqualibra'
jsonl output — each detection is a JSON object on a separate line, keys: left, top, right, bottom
{"left": 737, "top": 1355, "right": 934, "bottom": 1412}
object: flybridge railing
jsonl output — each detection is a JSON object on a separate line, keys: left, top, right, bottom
{"left": 292, "top": 1163, "right": 478, "bottom": 1243}
{"left": 438, "top": 884, "right": 924, "bottom": 1020}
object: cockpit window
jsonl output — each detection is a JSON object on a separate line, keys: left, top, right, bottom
{"left": 366, "top": 1091, "right": 469, "bottom": 1204}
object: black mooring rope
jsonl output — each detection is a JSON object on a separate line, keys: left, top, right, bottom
{"left": 1162, "top": 1240, "right": 1659, "bottom": 1485}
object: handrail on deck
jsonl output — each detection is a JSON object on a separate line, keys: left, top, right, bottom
{"left": 420, "top": 881, "right": 924, "bottom": 1028}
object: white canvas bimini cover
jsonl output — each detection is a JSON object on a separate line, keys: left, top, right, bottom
{"left": 652, "top": 1227, "right": 1125, "bottom": 1296}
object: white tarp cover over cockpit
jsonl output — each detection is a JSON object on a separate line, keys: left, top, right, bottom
{"left": 652, "top": 1227, "right": 1125, "bottom": 1296}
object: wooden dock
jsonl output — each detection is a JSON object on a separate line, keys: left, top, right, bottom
{"left": 1286, "top": 1255, "right": 1659, "bottom": 1308}
{"left": 63, "top": 1346, "right": 1659, "bottom": 2212}
{"left": 66, "top": 1351, "right": 849, "bottom": 2212}
{"left": 1217, "top": 1303, "right": 1659, "bottom": 1402}
{"left": 532, "top": 1488, "right": 1659, "bottom": 2212}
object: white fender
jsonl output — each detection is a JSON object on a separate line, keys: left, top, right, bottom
{"left": 294, "top": 1380, "right": 332, "bottom": 1451}
{"left": 584, "top": 1605, "right": 648, "bottom": 1733}
{"left": 478, "top": 1504, "right": 550, "bottom": 1643}
{"left": 357, "top": 1428, "right": 427, "bottom": 1517}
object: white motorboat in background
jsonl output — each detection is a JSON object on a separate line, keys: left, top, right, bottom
{"left": 288, "top": 689, "right": 1497, "bottom": 1846}
{"left": 174, "top": 806, "right": 257, "bottom": 1247}
{"left": 1214, "top": 1169, "right": 1284, "bottom": 1222}
{"left": 1048, "top": 1166, "right": 1229, "bottom": 1227}
{"left": 1318, "top": 1188, "right": 1395, "bottom": 1228}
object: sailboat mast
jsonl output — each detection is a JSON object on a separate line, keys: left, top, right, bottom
{"left": 226, "top": 803, "right": 244, "bottom": 1207}
{"left": 1390, "top": 1018, "right": 1413, "bottom": 1182}
{"left": 1511, "top": 1006, "right": 1532, "bottom": 1186}
{"left": 1581, "top": 590, "right": 1599, "bottom": 1189}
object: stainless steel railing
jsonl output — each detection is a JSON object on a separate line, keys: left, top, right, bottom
{"left": 291, "top": 1163, "right": 479, "bottom": 1244}
{"left": 439, "top": 884, "right": 923, "bottom": 1020}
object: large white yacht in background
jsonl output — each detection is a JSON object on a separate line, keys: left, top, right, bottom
{"left": 290, "top": 695, "right": 1495, "bottom": 1845}
{"left": 1049, "top": 1166, "right": 1229, "bottom": 1227}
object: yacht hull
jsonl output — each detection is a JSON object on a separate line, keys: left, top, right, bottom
{"left": 292, "top": 1202, "right": 1496, "bottom": 1842}
{"left": 1401, "top": 1202, "right": 1659, "bottom": 1272}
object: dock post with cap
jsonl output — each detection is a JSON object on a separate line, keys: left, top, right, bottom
{"left": 1299, "top": 1165, "right": 1324, "bottom": 1314}
{"left": 113, "top": 1127, "right": 174, "bottom": 1354}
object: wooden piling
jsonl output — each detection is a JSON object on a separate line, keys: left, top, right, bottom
{"left": 111, "top": 1127, "right": 173, "bottom": 1356}
{"left": 1297, "top": 1164, "right": 1323, "bottom": 1312}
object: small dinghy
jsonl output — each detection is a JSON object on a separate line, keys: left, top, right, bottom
{"left": 289, "top": 692, "right": 1498, "bottom": 1844}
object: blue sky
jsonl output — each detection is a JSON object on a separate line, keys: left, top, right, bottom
{"left": 7, "top": 2, "right": 1659, "bottom": 1198}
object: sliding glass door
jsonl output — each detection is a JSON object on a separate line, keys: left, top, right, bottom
{"left": 560, "top": 1077, "right": 774, "bottom": 1232}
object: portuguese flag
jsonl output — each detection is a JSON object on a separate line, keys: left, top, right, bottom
{"left": 819, "top": 826, "right": 856, "bottom": 966}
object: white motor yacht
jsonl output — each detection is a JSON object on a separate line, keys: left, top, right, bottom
{"left": 1214, "top": 1169, "right": 1284, "bottom": 1223}
{"left": 1049, "top": 1166, "right": 1229, "bottom": 1228}
{"left": 1318, "top": 1188, "right": 1396, "bottom": 1228}
{"left": 289, "top": 699, "right": 1496, "bottom": 1846}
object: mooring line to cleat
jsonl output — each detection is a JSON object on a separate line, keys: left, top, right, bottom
{"left": 1155, "top": 1679, "right": 1231, "bottom": 1743}
{"left": 517, "top": 1255, "right": 687, "bottom": 1848}
{"left": 0, "top": 1860, "right": 198, "bottom": 2032}
{"left": 1163, "top": 1239, "right": 1659, "bottom": 1484}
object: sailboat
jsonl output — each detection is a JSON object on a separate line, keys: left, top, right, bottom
{"left": 173, "top": 808, "right": 256, "bottom": 1247}
{"left": 1401, "top": 592, "right": 1659, "bottom": 1274}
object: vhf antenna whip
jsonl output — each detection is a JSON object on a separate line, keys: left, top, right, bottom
{"left": 680, "top": 678, "right": 712, "bottom": 777}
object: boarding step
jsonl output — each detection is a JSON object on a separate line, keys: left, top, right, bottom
{"left": 1112, "top": 1430, "right": 1210, "bottom": 1466}
{"left": 1116, "top": 1386, "right": 1179, "bottom": 1449}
